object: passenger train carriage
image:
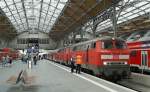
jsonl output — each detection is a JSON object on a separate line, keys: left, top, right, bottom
{"left": 0, "top": 48, "right": 20, "bottom": 63}
{"left": 49, "top": 36, "right": 131, "bottom": 79}
{"left": 126, "top": 30, "right": 150, "bottom": 73}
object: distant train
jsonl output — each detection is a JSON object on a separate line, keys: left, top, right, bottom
{"left": 125, "top": 30, "right": 150, "bottom": 73}
{"left": 48, "top": 36, "right": 131, "bottom": 80}
{"left": 0, "top": 48, "right": 20, "bottom": 62}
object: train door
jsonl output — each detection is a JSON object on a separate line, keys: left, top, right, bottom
{"left": 90, "top": 42, "right": 96, "bottom": 65}
{"left": 85, "top": 45, "right": 90, "bottom": 66}
{"left": 141, "top": 51, "right": 149, "bottom": 72}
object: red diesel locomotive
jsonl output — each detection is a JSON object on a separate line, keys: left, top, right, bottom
{"left": 49, "top": 36, "right": 131, "bottom": 79}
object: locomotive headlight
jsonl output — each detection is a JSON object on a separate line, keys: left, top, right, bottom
{"left": 103, "top": 62, "right": 107, "bottom": 65}
{"left": 119, "top": 55, "right": 129, "bottom": 59}
{"left": 124, "top": 62, "right": 128, "bottom": 65}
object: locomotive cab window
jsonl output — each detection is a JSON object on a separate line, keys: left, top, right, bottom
{"left": 115, "top": 40, "right": 127, "bottom": 49}
{"left": 102, "top": 40, "right": 113, "bottom": 49}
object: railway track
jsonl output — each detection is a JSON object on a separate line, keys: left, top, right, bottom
{"left": 54, "top": 61, "right": 150, "bottom": 92}
{"left": 117, "top": 73, "right": 150, "bottom": 92}
{"left": 80, "top": 66, "right": 150, "bottom": 92}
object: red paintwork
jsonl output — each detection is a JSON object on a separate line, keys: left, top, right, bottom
{"left": 0, "top": 49, "right": 19, "bottom": 63}
{"left": 49, "top": 38, "right": 130, "bottom": 76}
{"left": 127, "top": 40, "right": 150, "bottom": 71}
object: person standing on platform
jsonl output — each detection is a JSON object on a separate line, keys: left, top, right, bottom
{"left": 76, "top": 55, "right": 82, "bottom": 74}
{"left": 6, "top": 55, "right": 10, "bottom": 66}
{"left": 70, "top": 57, "right": 75, "bottom": 73}
{"left": 33, "top": 56, "right": 37, "bottom": 65}
{"left": 2, "top": 56, "right": 6, "bottom": 67}
{"left": 39, "top": 55, "right": 41, "bottom": 60}
{"left": 9, "top": 56, "right": 12, "bottom": 67}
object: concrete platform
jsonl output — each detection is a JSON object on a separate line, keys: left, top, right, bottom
{"left": 118, "top": 73, "right": 150, "bottom": 92}
{"left": 0, "top": 60, "right": 136, "bottom": 92}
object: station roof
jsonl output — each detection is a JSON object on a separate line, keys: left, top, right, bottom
{"left": 0, "top": 8, "right": 17, "bottom": 39}
{"left": 49, "top": 0, "right": 121, "bottom": 40}
{"left": 1, "top": 0, "right": 150, "bottom": 40}
{"left": 0, "top": 0, "right": 120, "bottom": 40}
{"left": 93, "top": 0, "right": 150, "bottom": 36}
{"left": 0, "top": 0, "right": 68, "bottom": 33}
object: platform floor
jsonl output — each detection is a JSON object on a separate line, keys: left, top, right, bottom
{"left": 0, "top": 60, "right": 136, "bottom": 92}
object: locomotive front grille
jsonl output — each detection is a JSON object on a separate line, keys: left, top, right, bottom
{"left": 103, "top": 61, "right": 128, "bottom": 65}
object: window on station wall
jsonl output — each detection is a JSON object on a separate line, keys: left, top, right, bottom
{"left": 39, "top": 38, "right": 49, "bottom": 44}
{"left": 17, "top": 38, "right": 26, "bottom": 44}
{"left": 17, "top": 39, "right": 19, "bottom": 44}
{"left": 17, "top": 38, "right": 49, "bottom": 44}
{"left": 17, "top": 38, "right": 27, "bottom": 44}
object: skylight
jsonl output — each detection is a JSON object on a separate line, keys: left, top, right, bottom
{"left": 0, "top": 0, "right": 68, "bottom": 33}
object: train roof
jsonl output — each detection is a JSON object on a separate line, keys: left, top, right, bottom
{"left": 99, "top": 36, "right": 124, "bottom": 41}
{"left": 55, "top": 36, "right": 125, "bottom": 51}
{"left": 69, "top": 36, "right": 125, "bottom": 47}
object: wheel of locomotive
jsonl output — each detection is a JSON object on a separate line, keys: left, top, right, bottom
{"left": 121, "top": 71, "right": 128, "bottom": 79}
{"left": 111, "top": 71, "right": 120, "bottom": 82}
{"left": 112, "top": 75, "right": 118, "bottom": 82}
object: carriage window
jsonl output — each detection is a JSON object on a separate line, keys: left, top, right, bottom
{"left": 102, "top": 40, "right": 113, "bottom": 49}
{"left": 115, "top": 40, "right": 126, "bottom": 49}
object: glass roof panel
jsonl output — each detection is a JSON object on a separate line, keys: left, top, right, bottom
{"left": 134, "top": 1, "right": 147, "bottom": 7}
{"left": 0, "top": 0, "right": 68, "bottom": 33}
{"left": 95, "top": 0, "right": 150, "bottom": 33}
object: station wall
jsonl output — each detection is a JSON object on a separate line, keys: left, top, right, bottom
{"left": 8, "top": 31, "right": 57, "bottom": 50}
{"left": 0, "top": 38, "right": 9, "bottom": 49}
